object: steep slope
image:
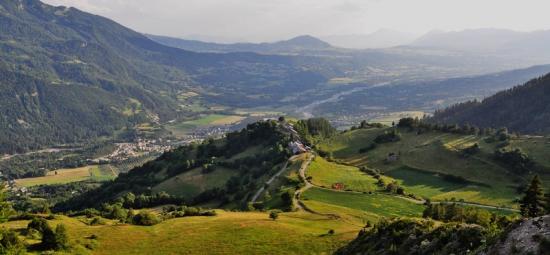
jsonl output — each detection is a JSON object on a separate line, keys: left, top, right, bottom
{"left": 430, "top": 73, "right": 550, "bottom": 134}
{"left": 0, "top": 0, "right": 328, "bottom": 153}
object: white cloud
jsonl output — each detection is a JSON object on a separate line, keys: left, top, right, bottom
{"left": 42, "top": 0, "right": 550, "bottom": 43}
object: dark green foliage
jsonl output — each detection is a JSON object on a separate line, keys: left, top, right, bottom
{"left": 53, "top": 224, "right": 69, "bottom": 250}
{"left": 0, "top": 228, "right": 24, "bottom": 254}
{"left": 494, "top": 148, "right": 533, "bottom": 174}
{"left": 269, "top": 211, "right": 279, "bottom": 220}
{"left": 294, "top": 118, "right": 336, "bottom": 145}
{"left": 422, "top": 203, "right": 506, "bottom": 228}
{"left": 132, "top": 212, "right": 161, "bottom": 226}
{"left": 162, "top": 205, "right": 217, "bottom": 218}
{"left": 374, "top": 129, "right": 401, "bottom": 143}
{"left": 335, "top": 218, "right": 488, "bottom": 255}
{"left": 520, "top": 176, "right": 545, "bottom": 217}
{"left": 431, "top": 73, "right": 550, "bottom": 134}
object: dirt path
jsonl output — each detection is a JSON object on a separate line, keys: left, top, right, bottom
{"left": 293, "top": 153, "right": 314, "bottom": 211}
{"left": 250, "top": 157, "right": 294, "bottom": 203}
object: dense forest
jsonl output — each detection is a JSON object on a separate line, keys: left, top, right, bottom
{"left": 430, "top": 73, "right": 550, "bottom": 134}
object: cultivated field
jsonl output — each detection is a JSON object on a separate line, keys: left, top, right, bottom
{"left": 306, "top": 157, "right": 378, "bottom": 192}
{"left": 317, "top": 127, "right": 550, "bottom": 208}
{"left": 15, "top": 165, "right": 115, "bottom": 187}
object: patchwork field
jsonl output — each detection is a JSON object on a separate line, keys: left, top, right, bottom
{"left": 2, "top": 211, "right": 361, "bottom": 255}
{"left": 15, "top": 165, "right": 116, "bottom": 187}
{"left": 306, "top": 157, "right": 378, "bottom": 192}
{"left": 166, "top": 114, "right": 246, "bottom": 138}
{"left": 302, "top": 187, "right": 424, "bottom": 219}
{"left": 317, "top": 127, "right": 549, "bottom": 207}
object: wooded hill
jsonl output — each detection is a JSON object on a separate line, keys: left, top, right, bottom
{"left": 430, "top": 73, "right": 550, "bottom": 134}
{"left": 0, "top": 0, "right": 327, "bottom": 153}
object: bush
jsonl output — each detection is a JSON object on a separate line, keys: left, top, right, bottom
{"left": 132, "top": 212, "right": 161, "bottom": 226}
{"left": 0, "top": 228, "right": 24, "bottom": 254}
{"left": 269, "top": 211, "right": 280, "bottom": 221}
{"left": 89, "top": 217, "right": 106, "bottom": 226}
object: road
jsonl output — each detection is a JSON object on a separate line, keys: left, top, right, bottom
{"left": 250, "top": 157, "right": 294, "bottom": 203}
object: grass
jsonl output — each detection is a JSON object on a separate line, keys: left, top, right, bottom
{"left": 152, "top": 167, "right": 238, "bottom": 198}
{"left": 15, "top": 166, "right": 116, "bottom": 187}
{"left": 306, "top": 157, "right": 378, "bottom": 192}
{"left": 302, "top": 187, "right": 424, "bottom": 219}
{"left": 318, "top": 128, "right": 526, "bottom": 207}
{"left": 2, "top": 211, "right": 360, "bottom": 255}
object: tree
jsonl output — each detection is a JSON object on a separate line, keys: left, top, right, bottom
{"left": 54, "top": 224, "right": 69, "bottom": 250}
{"left": 0, "top": 184, "right": 13, "bottom": 223}
{"left": 520, "top": 175, "right": 545, "bottom": 217}
{"left": 269, "top": 211, "right": 279, "bottom": 221}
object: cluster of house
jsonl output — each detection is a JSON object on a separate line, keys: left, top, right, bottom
{"left": 6, "top": 179, "right": 27, "bottom": 195}
{"left": 91, "top": 139, "right": 172, "bottom": 164}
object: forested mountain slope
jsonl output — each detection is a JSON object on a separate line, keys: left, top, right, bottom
{"left": 0, "top": 0, "right": 327, "bottom": 153}
{"left": 430, "top": 73, "right": 550, "bottom": 134}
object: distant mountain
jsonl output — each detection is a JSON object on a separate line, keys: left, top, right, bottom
{"left": 321, "top": 29, "right": 418, "bottom": 49}
{"left": 410, "top": 28, "right": 550, "bottom": 62}
{"left": 0, "top": 0, "right": 328, "bottom": 153}
{"left": 147, "top": 34, "right": 333, "bottom": 54}
{"left": 430, "top": 72, "right": 550, "bottom": 134}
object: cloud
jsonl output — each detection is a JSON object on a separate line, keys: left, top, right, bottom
{"left": 41, "top": 0, "right": 550, "bottom": 43}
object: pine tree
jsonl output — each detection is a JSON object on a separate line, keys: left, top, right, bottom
{"left": 520, "top": 175, "right": 545, "bottom": 217}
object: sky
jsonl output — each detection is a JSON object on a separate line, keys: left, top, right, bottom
{"left": 43, "top": 0, "right": 550, "bottom": 43}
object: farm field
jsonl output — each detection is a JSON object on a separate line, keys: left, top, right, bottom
{"left": 15, "top": 165, "right": 116, "bottom": 187}
{"left": 317, "top": 128, "right": 540, "bottom": 207}
{"left": 302, "top": 187, "right": 424, "bottom": 219}
{"left": 306, "top": 157, "right": 378, "bottom": 192}
{"left": 1, "top": 211, "right": 360, "bottom": 255}
{"left": 166, "top": 114, "right": 245, "bottom": 137}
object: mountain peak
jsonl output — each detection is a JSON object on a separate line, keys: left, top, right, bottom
{"left": 279, "top": 35, "right": 332, "bottom": 48}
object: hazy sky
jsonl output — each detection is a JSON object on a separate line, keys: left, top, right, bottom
{"left": 43, "top": 0, "right": 550, "bottom": 43}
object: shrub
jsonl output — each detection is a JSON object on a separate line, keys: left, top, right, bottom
{"left": 269, "top": 211, "right": 279, "bottom": 221}
{"left": 53, "top": 224, "right": 69, "bottom": 250}
{"left": 132, "top": 212, "right": 161, "bottom": 226}
{"left": 0, "top": 228, "right": 24, "bottom": 254}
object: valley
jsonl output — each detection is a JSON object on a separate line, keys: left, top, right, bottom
{"left": 1, "top": 0, "right": 550, "bottom": 254}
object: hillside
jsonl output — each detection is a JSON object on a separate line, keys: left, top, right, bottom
{"left": 430, "top": 73, "right": 550, "bottom": 134}
{"left": 317, "top": 122, "right": 550, "bottom": 208}
{"left": 54, "top": 120, "right": 294, "bottom": 211}
{"left": 0, "top": 0, "right": 328, "bottom": 153}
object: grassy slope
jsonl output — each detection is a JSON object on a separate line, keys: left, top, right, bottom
{"left": 3, "top": 212, "right": 360, "bottom": 255}
{"left": 152, "top": 167, "right": 238, "bottom": 198}
{"left": 302, "top": 188, "right": 424, "bottom": 219}
{"left": 318, "top": 128, "right": 550, "bottom": 207}
{"left": 307, "top": 157, "right": 378, "bottom": 192}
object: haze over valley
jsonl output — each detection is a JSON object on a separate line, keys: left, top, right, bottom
{"left": 1, "top": 0, "right": 550, "bottom": 254}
